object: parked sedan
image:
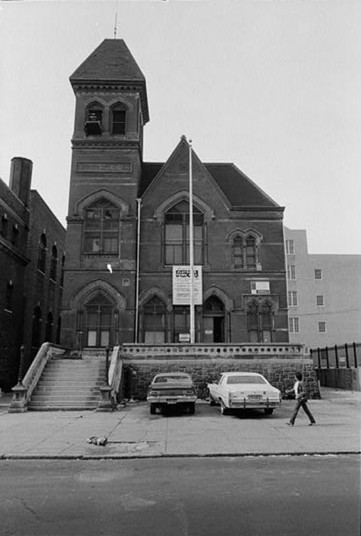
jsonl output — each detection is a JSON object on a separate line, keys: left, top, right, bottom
{"left": 208, "top": 372, "right": 281, "bottom": 415}
{"left": 147, "top": 372, "right": 197, "bottom": 415}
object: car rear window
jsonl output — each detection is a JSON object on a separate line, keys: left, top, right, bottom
{"left": 226, "top": 376, "right": 267, "bottom": 385}
{"left": 154, "top": 375, "right": 192, "bottom": 384}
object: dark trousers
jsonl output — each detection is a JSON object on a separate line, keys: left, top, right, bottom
{"left": 290, "top": 398, "right": 316, "bottom": 425}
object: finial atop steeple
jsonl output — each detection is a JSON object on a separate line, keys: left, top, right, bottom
{"left": 113, "top": 0, "right": 118, "bottom": 38}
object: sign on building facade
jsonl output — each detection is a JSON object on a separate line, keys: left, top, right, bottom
{"left": 172, "top": 266, "right": 203, "bottom": 305}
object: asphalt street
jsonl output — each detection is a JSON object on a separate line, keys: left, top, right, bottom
{"left": 1, "top": 455, "right": 359, "bottom": 536}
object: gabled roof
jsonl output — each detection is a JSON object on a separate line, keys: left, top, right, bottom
{"left": 70, "top": 39, "right": 149, "bottom": 123}
{"left": 140, "top": 161, "right": 281, "bottom": 209}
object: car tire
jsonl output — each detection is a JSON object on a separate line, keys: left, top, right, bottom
{"left": 209, "top": 396, "right": 216, "bottom": 406}
{"left": 150, "top": 404, "right": 157, "bottom": 415}
{"left": 188, "top": 403, "right": 195, "bottom": 415}
{"left": 264, "top": 408, "right": 274, "bottom": 415}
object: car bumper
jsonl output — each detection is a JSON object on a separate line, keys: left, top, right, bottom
{"left": 228, "top": 399, "right": 281, "bottom": 409}
{"left": 147, "top": 396, "right": 197, "bottom": 405}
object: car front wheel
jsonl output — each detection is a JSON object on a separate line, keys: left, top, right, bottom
{"left": 150, "top": 403, "right": 157, "bottom": 415}
{"left": 264, "top": 408, "right": 274, "bottom": 415}
{"left": 188, "top": 403, "right": 195, "bottom": 415}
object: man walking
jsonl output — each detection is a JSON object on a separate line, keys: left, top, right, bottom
{"left": 286, "top": 372, "right": 316, "bottom": 426}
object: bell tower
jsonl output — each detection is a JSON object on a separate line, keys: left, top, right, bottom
{"left": 61, "top": 39, "right": 149, "bottom": 349}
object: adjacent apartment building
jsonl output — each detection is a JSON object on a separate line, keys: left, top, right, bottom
{"left": 284, "top": 227, "right": 361, "bottom": 349}
{"left": 0, "top": 158, "right": 66, "bottom": 390}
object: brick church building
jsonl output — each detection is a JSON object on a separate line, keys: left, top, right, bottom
{"left": 61, "top": 39, "right": 289, "bottom": 350}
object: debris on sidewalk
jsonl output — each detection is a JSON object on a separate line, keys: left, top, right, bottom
{"left": 86, "top": 436, "right": 108, "bottom": 446}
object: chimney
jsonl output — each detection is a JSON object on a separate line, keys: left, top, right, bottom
{"left": 9, "top": 157, "right": 33, "bottom": 206}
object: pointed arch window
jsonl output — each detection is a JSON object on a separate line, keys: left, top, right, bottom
{"left": 85, "top": 103, "right": 103, "bottom": 136}
{"left": 50, "top": 245, "right": 58, "bottom": 281}
{"left": 232, "top": 233, "right": 259, "bottom": 270}
{"left": 164, "top": 200, "right": 204, "bottom": 265}
{"left": 37, "top": 233, "right": 47, "bottom": 273}
{"left": 111, "top": 104, "right": 127, "bottom": 135}
{"left": 143, "top": 296, "right": 166, "bottom": 343}
{"left": 84, "top": 199, "right": 120, "bottom": 254}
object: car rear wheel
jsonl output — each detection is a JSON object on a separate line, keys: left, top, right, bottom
{"left": 264, "top": 408, "right": 274, "bottom": 415}
{"left": 150, "top": 403, "right": 157, "bottom": 415}
{"left": 209, "top": 396, "right": 216, "bottom": 406}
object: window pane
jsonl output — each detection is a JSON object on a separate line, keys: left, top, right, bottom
{"left": 165, "top": 244, "right": 182, "bottom": 264}
{"left": 88, "top": 330, "right": 97, "bottom": 346}
{"left": 165, "top": 225, "right": 182, "bottom": 240}
{"left": 84, "top": 235, "right": 101, "bottom": 253}
{"left": 85, "top": 210, "right": 101, "bottom": 229}
{"left": 103, "top": 236, "right": 118, "bottom": 253}
{"left": 100, "top": 331, "right": 110, "bottom": 347}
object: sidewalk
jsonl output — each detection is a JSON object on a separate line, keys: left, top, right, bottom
{"left": 0, "top": 388, "right": 360, "bottom": 459}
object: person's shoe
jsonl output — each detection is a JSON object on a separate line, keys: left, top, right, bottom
{"left": 286, "top": 422, "right": 294, "bottom": 426}
{"left": 309, "top": 422, "right": 316, "bottom": 426}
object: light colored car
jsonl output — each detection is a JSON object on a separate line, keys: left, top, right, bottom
{"left": 147, "top": 372, "right": 197, "bottom": 415}
{"left": 207, "top": 372, "right": 281, "bottom": 415}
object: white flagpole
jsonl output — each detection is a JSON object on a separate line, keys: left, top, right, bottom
{"left": 188, "top": 139, "right": 195, "bottom": 344}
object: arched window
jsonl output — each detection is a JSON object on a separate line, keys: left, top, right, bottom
{"left": 50, "top": 245, "right": 58, "bottom": 281}
{"left": 60, "top": 255, "right": 65, "bottom": 287}
{"left": 231, "top": 233, "right": 259, "bottom": 270}
{"left": 164, "top": 200, "right": 204, "bottom": 265}
{"left": 5, "top": 280, "right": 13, "bottom": 311}
{"left": 32, "top": 306, "right": 42, "bottom": 351}
{"left": 111, "top": 103, "right": 127, "bottom": 135}
{"left": 37, "top": 233, "right": 47, "bottom": 273}
{"left": 1, "top": 213, "right": 8, "bottom": 239}
{"left": 245, "top": 236, "right": 257, "bottom": 269}
{"left": 83, "top": 199, "right": 120, "bottom": 254}
{"left": 232, "top": 236, "right": 244, "bottom": 268}
{"left": 143, "top": 296, "right": 166, "bottom": 343}
{"left": 85, "top": 102, "right": 103, "bottom": 136}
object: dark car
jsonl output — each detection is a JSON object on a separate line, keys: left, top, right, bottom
{"left": 146, "top": 372, "right": 197, "bottom": 415}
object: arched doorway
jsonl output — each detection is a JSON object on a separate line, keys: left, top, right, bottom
{"left": 84, "top": 293, "right": 114, "bottom": 347}
{"left": 202, "top": 296, "right": 225, "bottom": 343}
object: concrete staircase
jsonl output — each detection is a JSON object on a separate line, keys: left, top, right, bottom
{"left": 28, "top": 354, "right": 106, "bottom": 411}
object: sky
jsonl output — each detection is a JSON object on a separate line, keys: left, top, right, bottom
{"left": 0, "top": 0, "right": 360, "bottom": 254}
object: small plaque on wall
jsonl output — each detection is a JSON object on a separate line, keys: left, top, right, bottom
{"left": 77, "top": 162, "right": 132, "bottom": 173}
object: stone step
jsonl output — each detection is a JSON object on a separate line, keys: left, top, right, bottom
{"left": 28, "top": 355, "right": 106, "bottom": 411}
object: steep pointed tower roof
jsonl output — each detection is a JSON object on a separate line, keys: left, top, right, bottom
{"left": 70, "top": 39, "right": 149, "bottom": 123}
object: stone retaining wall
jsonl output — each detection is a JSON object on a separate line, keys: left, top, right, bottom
{"left": 119, "top": 346, "right": 320, "bottom": 401}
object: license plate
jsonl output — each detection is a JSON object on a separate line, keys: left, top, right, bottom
{"left": 248, "top": 395, "right": 261, "bottom": 400}
{"left": 166, "top": 400, "right": 177, "bottom": 404}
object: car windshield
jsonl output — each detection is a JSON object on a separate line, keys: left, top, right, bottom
{"left": 154, "top": 375, "right": 191, "bottom": 384}
{"left": 226, "top": 375, "right": 267, "bottom": 385}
